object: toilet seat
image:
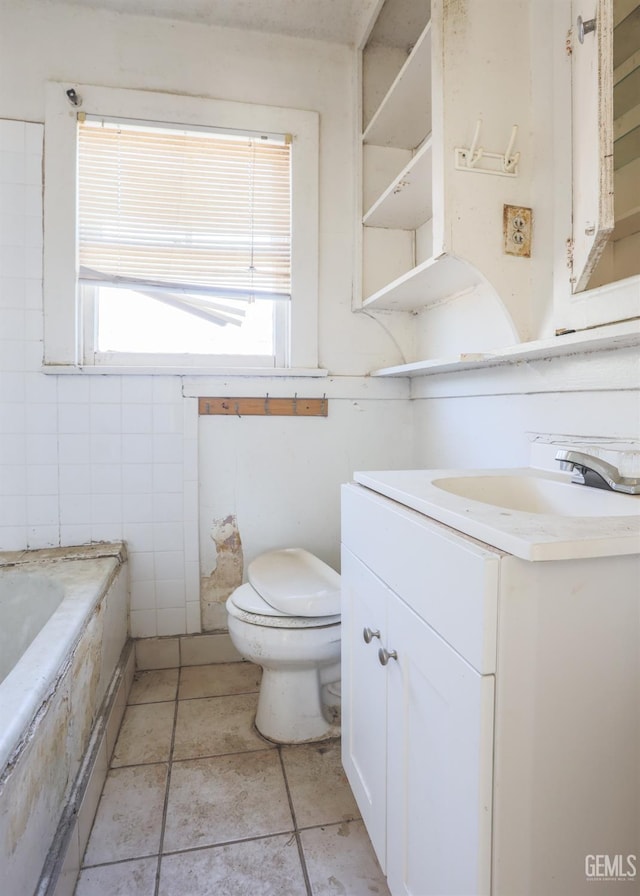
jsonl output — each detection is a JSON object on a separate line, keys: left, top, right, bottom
{"left": 248, "top": 548, "right": 340, "bottom": 617}
{"left": 228, "top": 584, "right": 340, "bottom": 629}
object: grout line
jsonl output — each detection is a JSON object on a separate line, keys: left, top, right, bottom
{"left": 159, "top": 828, "right": 298, "bottom": 859}
{"left": 79, "top": 852, "right": 160, "bottom": 872}
{"left": 296, "top": 817, "right": 361, "bottom": 833}
{"left": 153, "top": 679, "right": 180, "bottom": 896}
{"left": 176, "top": 689, "right": 260, "bottom": 702}
{"left": 124, "top": 697, "right": 176, "bottom": 708}
{"left": 170, "top": 743, "right": 275, "bottom": 765}
{"left": 278, "top": 747, "right": 313, "bottom": 896}
{"left": 294, "top": 831, "right": 314, "bottom": 896}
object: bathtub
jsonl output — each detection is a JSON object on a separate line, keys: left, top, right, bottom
{"left": 0, "top": 544, "right": 129, "bottom": 896}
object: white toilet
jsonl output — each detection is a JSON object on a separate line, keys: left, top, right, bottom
{"left": 226, "top": 547, "right": 341, "bottom": 744}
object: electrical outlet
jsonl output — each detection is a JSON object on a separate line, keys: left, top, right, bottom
{"left": 503, "top": 205, "right": 532, "bottom": 257}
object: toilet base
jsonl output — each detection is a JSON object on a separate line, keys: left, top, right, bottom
{"left": 255, "top": 667, "right": 341, "bottom": 744}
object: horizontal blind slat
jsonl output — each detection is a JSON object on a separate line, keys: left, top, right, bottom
{"left": 78, "top": 118, "right": 292, "bottom": 292}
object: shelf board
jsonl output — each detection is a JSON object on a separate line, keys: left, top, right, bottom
{"left": 363, "top": 21, "right": 432, "bottom": 150}
{"left": 363, "top": 137, "right": 433, "bottom": 229}
{"left": 613, "top": 206, "right": 640, "bottom": 240}
{"left": 363, "top": 0, "right": 432, "bottom": 51}
{"left": 363, "top": 252, "right": 483, "bottom": 312}
{"left": 371, "top": 319, "right": 640, "bottom": 377}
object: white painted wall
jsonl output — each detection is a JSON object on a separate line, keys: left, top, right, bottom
{"left": 198, "top": 390, "right": 413, "bottom": 627}
{"left": 411, "top": 348, "right": 640, "bottom": 470}
{"left": 0, "top": 1, "right": 413, "bottom": 637}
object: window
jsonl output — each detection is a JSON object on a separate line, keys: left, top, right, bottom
{"left": 43, "top": 84, "right": 319, "bottom": 371}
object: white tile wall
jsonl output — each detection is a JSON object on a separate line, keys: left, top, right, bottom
{"left": 0, "top": 118, "right": 200, "bottom": 637}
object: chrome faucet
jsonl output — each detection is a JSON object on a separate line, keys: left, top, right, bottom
{"left": 555, "top": 450, "right": 640, "bottom": 495}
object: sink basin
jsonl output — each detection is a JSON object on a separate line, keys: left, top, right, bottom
{"left": 353, "top": 467, "right": 640, "bottom": 561}
{"left": 432, "top": 473, "right": 640, "bottom": 517}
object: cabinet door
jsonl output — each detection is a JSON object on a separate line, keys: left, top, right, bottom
{"left": 571, "top": 0, "right": 614, "bottom": 291}
{"left": 341, "top": 546, "right": 389, "bottom": 871}
{"left": 385, "top": 594, "right": 495, "bottom": 896}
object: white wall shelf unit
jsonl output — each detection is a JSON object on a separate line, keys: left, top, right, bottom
{"left": 370, "top": 318, "right": 640, "bottom": 377}
{"left": 358, "top": 0, "right": 535, "bottom": 340}
{"left": 360, "top": 3, "right": 446, "bottom": 314}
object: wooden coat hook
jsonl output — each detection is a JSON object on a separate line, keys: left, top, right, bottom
{"left": 199, "top": 395, "right": 328, "bottom": 417}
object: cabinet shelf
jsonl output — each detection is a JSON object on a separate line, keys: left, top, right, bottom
{"left": 612, "top": 206, "right": 640, "bottom": 240}
{"left": 363, "top": 137, "right": 433, "bottom": 229}
{"left": 363, "top": 21, "right": 432, "bottom": 150}
{"left": 363, "top": 253, "right": 483, "bottom": 312}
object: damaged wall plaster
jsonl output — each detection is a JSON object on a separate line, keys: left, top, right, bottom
{"left": 200, "top": 515, "right": 244, "bottom": 631}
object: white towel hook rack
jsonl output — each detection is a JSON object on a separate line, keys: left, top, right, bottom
{"left": 455, "top": 120, "right": 520, "bottom": 177}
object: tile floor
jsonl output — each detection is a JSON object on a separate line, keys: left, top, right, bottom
{"left": 75, "top": 662, "right": 391, "bottom": 896}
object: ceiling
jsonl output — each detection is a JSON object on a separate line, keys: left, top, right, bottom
{"left": 51, "top": 0, "right": 380, "bottom": 45}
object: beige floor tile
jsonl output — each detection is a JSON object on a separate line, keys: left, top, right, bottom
{"left": 82, "top": 764, "right": 167, "bottom": 866}
{"left": 75, "top": 857, "right": 157, "bottom": 896}
{"left": 178, "top": 661, "right": 261, "bottom": 700}
{"left": 110, "top": 702, "right": 175, "bottom": 767}
{"left": 172, "top": 693, "right": 271, "bottom": 760}
{"left": 158, "top": 834, "right": 307, "bottom": 896}
{"left": 300, "top": 820, "right": 391, "bottom": 896}
{"left": 128, "top": 669, "right": 179, "bottom": 705}
{"left": 281, "top": 740, "right": 360, "bottom": 828}
{"left": 163, "top": 750, "right": 293, "bottom": 853}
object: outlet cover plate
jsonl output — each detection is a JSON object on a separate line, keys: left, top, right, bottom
{"left": 503, "top": 204, "right": 532, "bottom": 257}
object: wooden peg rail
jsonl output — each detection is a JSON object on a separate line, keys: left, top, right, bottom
{"left": 198, "top": 396, "right": 328, "bottom": 417}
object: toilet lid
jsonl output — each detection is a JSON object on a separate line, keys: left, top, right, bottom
{"left": 248, "top": 548, "right": 341, "bottom": 617}
{"left": 228, "top": 584, "right": 340, "bottom": 628}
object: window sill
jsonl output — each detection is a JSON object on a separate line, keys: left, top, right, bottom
{"left": 40, "top": 365, "right": 329, "bottom": 378}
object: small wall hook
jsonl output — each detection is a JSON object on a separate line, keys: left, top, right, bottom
{"left": 455, "top": 119, "right": 520, "bottom": 177}
{"left": 502, "top": 125, "right": 520, "bottom": 173}
{"left": 264, "top": 394, "right": 270, "bottom": 415}
{"left": 65, "top": 88, "right": 82, "bottom": 107}
{"left": 466, "top": 119, "right": 483, "bottom": 168}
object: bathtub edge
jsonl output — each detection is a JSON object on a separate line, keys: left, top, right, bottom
{"left": 36, "top": 638, "right": 135, "bottom": 896}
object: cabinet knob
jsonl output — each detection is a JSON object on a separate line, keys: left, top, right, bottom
{"left": 576, "top": 15, "right": 596, "bottom": 44}
{"left": 363, "top": 627, "right": 380, "bottom": 644}
{"left": 378, "top": 647, "right": 398, "bottom": 666}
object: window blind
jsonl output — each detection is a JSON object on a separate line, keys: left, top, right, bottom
{"left": 77, "top": 118, "right": 292, "bottom": 304}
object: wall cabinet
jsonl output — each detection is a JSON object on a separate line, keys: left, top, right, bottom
{"left": 341, "top": 482, "right": 640, "bottom": 896}
{"left": 572, "top": 0, "right": 640, "bottom": 294}
{"left": 358, "top": 0, "right": 639, "bottom": 369}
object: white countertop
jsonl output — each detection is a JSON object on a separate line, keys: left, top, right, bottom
{"left": 353, "top": 468, "right": 640, "bottom": 561}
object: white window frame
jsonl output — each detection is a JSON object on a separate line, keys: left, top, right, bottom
{"left": 43, "top": 82, "right": 319, "bottom": 372}
{"left": 79, "top": 284, "right": 290, "bottom": 369}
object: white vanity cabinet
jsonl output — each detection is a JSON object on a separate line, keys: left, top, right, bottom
{"left": 341, "top": 481, "right": 640, "bottom": 896}
{"left": 342, "top": 482, "right": 498, "bottom": 895}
